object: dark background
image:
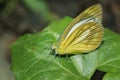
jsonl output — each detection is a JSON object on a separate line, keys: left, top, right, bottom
{"left": 0, "top": 0, "right": 120, "bottom": 80}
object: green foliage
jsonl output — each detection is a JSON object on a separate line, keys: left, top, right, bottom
{"left": 11, "top": 17, "right": 120, "bottom": 80}
{"left": 23, "top": 0, "right": 58, "bottom": 21}
{"left": 103, "top": 73, "right": 120, "bottom": 80}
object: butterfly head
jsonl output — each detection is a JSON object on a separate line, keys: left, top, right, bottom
{"left": 51, "top": 42, "right": 65, "bottom": 55}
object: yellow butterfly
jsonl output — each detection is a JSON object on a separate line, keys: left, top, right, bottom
{"left": 52, "top": 4, "right": 104, "bottom": 55}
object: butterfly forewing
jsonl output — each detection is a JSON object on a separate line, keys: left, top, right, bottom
{"left": 52, "top": 4, "right": 104, "bottom": 55}
{"left": 58, "top": 4, "right": 102, "bottom": 47}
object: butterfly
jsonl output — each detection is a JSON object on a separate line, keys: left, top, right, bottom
{"left": 52, "top": 4, "right": 104, "bottom": 55}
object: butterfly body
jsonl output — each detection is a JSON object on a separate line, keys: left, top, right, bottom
{"left": 52, "top": 4, "right": 104, "bottom": 55}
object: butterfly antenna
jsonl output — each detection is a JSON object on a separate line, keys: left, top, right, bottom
{"left": 47, "top": 53, "right": 57, "bottom": 66}
{"left": 58, "top": 54, "right": 61, "bottom": 62}
{"left": 46, "top": 46, "right": 54, "bottom": 58}
{"left": 46, "top": 50, "right": 52, "bottom": 58}
{"left": 65, "top": 54, "right": 71, "bottom": 62}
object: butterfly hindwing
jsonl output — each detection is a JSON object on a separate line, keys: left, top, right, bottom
{"left": 61, "top": 21, "right": 104, "bottom": 54}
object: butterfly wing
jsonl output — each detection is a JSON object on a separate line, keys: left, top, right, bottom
{"left": 53, "top": 4, "right": 104, "bottom": 55}
{"left": 58, "top": 4, "right": 102, "bottom": 47}
{"left": 61, "top": 21, "right": 104, "bottom": 54}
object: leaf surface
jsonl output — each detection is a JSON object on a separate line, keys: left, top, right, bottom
{"left": 11, "top": 17, "right": 120, "bottom": 80}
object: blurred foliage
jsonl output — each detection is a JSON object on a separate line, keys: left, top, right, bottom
{"left": 0, "top": 0, "right": 120, "bottom": 35}
{"left": 23, "top": 0, "right": 58, "bottom": 22}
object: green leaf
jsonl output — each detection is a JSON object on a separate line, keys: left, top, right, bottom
{"left": 11, "top": 17, "right": 120, "bottom": 80}
{"left": 97, "top": 28, "right": 120, "bottom": 73}
{"left": 103, "top": 73, "right": 120, "bottom": 80}
{"left": 23, "top": 0, "right": 57, "bottom": 21}
{"left": 23, "top": 0, "right": 49, "bottom": 14}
